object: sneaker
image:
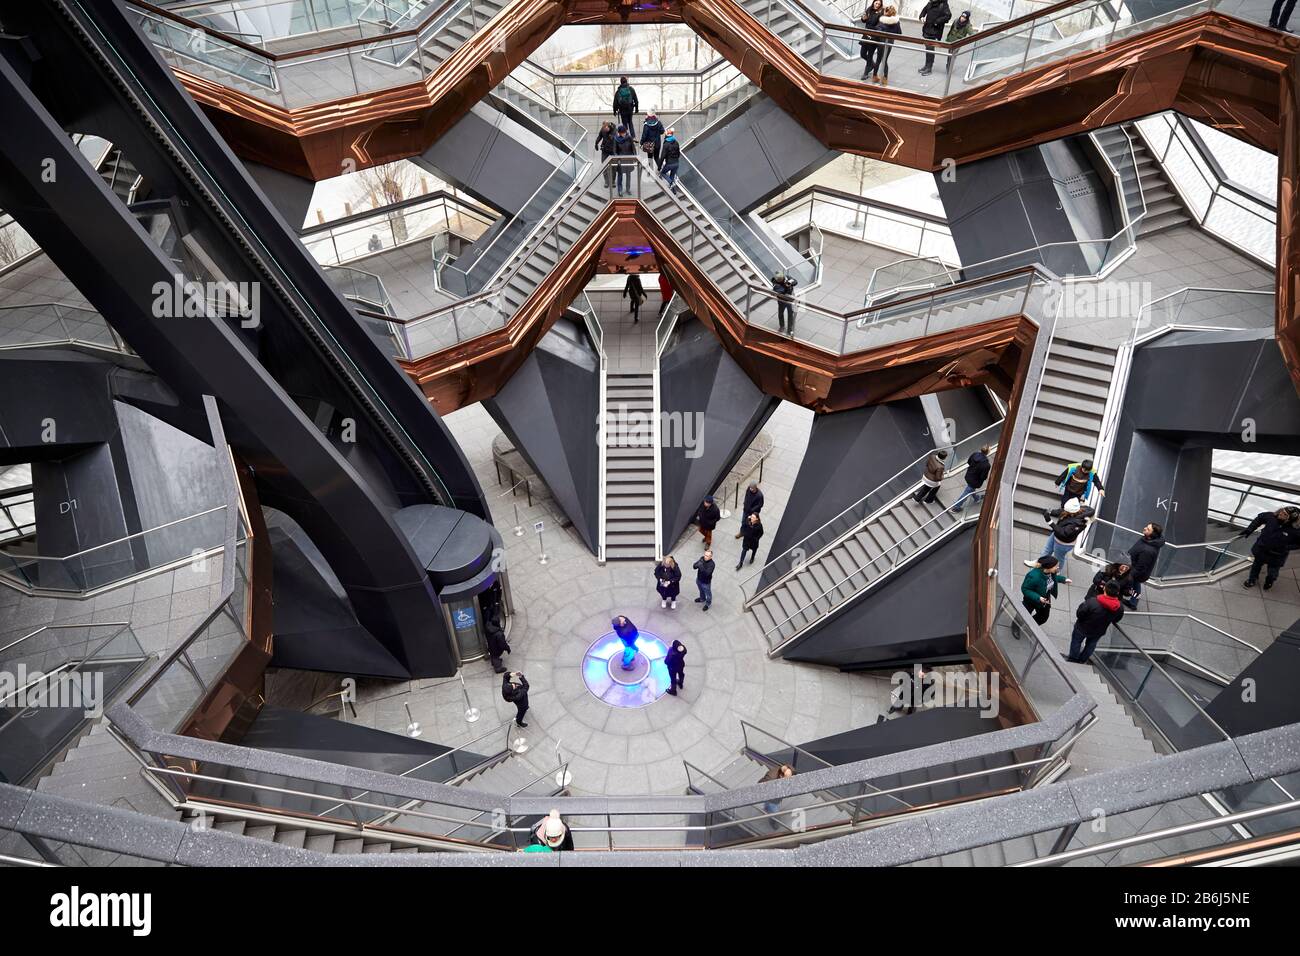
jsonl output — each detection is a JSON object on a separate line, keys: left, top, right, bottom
{"left": 670, "top": 600, "right": 677, "bottom": 609}
{"left": 1023, "top": 559, "right": 1039, "bottom": 568}
{"left": 661, "top": 599, "right": 667, "bottom": 608}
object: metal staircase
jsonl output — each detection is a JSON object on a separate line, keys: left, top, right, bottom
{"left": 1108, "top": 124, "right": 1194, "bottom": 237}
{"left": 411, "top": 0, "right": 508, "bottom": 73}
{"left": 603, "top": 370, "right": 659, "bottom": 561}
{"left": 1012, "top": 339, "right": 1118, "bottom": 530}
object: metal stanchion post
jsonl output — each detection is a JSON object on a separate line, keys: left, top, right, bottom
{"left": 513, "top": 500, "right": 523, "bottom": 537}
{"left": 555, "top": 741, "right": 573, "bottom": 788}
{"left": 404, "top": 701, "right": 421, "bottom": 737}
{"left": 460, "top": 673, "right": 480, "bottom": 723}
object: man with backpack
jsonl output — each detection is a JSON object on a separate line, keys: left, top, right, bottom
{"left": 501, "top": 670, "right": 530, "bottom": 727}
{"left": 613, "top": 76, "right": 639, "bottom": 138}
{"left": 1024, "top": 497, "right": 1094, "bottom": 575}
{"left": 659, "top": 128, "right": 681, "bottom": 190}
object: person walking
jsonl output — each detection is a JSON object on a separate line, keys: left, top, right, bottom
{"left": 918, "top": 0, "right": 952, "bottom": 75}
{"left": 943, "top": 11, "right": 974, "bottom": 72}
{"left": 1054, "top": 458, "right": 1105, "bottom": 509}
{"left": 665, "top": 639, "right": 687, "bottom": 695}
{"left": 692, "top": 495, "right": 721, "bottom": 548}
{"left": 1125, "top": 522, "right": 1164, "bottom": 608}
{"left": 693, "top": 549, "right": 715, "bottom": 611}
{"left": 1238, "top": 507, "right": 1300, "bottom": 590}
{"left": 529, "top": 810, "right": 574, "bottom": 851}
{"left": 870, "top": 5, "right": 902, "bottom": 85}
{"left": 771, "top": 271, "right": 797, "bottom": 335}
{"left": 736, "top": 513, "right": 764, "bottom": 570}
{"left": 613, "top": 75, "right": 639, "bottom": 137}
{"left": 1270, "top": 0, "right": 1295, "bottom": 31}
{"left": 596, "top": 121, "right": 617, "bottom": 191}
{"left": 484, "top": 606, "right": 511, "bottom": 674}
{"left": 1024, "top": 497, "right": 1094, "bottom": 575}
{"left": 640, "top": 111, "right": 665, "bottom": 167}
{"left": 736, "top": 482, "right": 764, "bottom": 537}
{"left": 612, "top": 614, "right": 639, "bottom": 669}
{"left": 949, "top": 444, "right": 991, "bottom": 513}
{"left": 912, "top": 449, "right": 948, "bottom": 504}
{"left": 858, "top": 0, "right": 885, "bottom": 78}
{"left": 502, "top": 670, "right": 530, "bottom": 727}
{"left": 623, "top": 272, "right": 646, "bottom": 323}
{"left": 613, "top": 124, "right": 636, "bottom": 196}
{"left": 888, "top": 664, "right": 931, "bottom": 714}
{"left": 1020, "top": 555, "right": 1068, "bottom": 626}
{"left": 658, "top": 270, "right": 675, "bottom": 316}
{"left": 659, "top": 128, "right": 681, "bottom": 190}
{"left": 655, "top": 555, "right": 682, "bottom": 609}
{"left": 1067, "top": 581, "right": 1125, "bottom": 663}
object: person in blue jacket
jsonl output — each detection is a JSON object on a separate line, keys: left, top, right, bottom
{"left": 612, "top": 615, "right": 639, "bottom": 669}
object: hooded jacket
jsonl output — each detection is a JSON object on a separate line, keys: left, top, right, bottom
{"left": 613, "top": 131, "right": 636, "bottom": 156}
{"left": 1127, "top": 533, "right": 1166, "bottom": 583}
{"left": 922, "top": 453, "right": 946, "bottom": 485}
{"left": 741, "top": 518, "right": 765, "bottom": 549}
{"left": 1240, "top": 511, "right": 1300, "bottom": 560}
{"left": 1074, "top": 592, "right": 1124, "bottom": 639}
{"left": 919, "top": 0, "right": 952, "bottom": 39}
{"left": 660, "top": 135, "right": 681, "bottom": 165}
{"left": 666, "top": 641, "right": 687, "bottom": 673}
{"left": 743, "top": 486, "right": 765, "bottom": 516}
{"left": 1087, "top": 568, "right": 1134, "bottom": 601}
{"left": 877, "top": 12, "right": 902, "bottom": 36}
{"left": 964, "top": 450, "right": 991, "bottom": 489}
{"left": 945, "top": 12, "right": 974, "bottom": 41}
{"left": 1055, "top": 463, "right": 1104, "bottom": 499}
{"left": 502, "top": 672, "right": 529, "bottom": 703}
{"left": 612, "top": 616, "right": 638, "bottom": 646}
{"left": 693, "top": 499, "right": 721, "bottom": 530}
{"left": 640, "top": 117, "right": 664, "bottom": 148}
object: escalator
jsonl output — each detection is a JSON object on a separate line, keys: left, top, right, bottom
{"left": 0, "top": 0, "right": 492, "bottom": 678}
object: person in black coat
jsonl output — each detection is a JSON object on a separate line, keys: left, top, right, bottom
{"left": 1086, "top": 562, "right": 1134, "bottom": 605}
{"left": 596, "top": 121, "right": 616, "bottom": 190}
{"left": 692, "top": 495, "right": 721, "bottom": 547}
{"left": 484, "top": 611, "right": 511, "bottom": 674}
{"left": 639, "top": 111, "right": 665, "bottom": 167}
{"left": 665, "top": 640, "right": 688, "bottom": 695}
{"left": 613, "top": 76, "right": 639, "bottom": 137}
{"left": 623, "top": 273, "right": 646, "bottom": 323}
{"left": 612, "top": 125, "right": 637, "bottom": 196}
{"left": 502, "top": 671, "right": 529, "bottom": 727}
{"left": 735, "top": 483, "right": 764, "bottom": 539}
{"left": 693, "top": 550, "right": 715, "bottom": 611}
{"left": 858, "top": 0, "right": 885, "bottom": 78}
{"left": 736, "top": 513, "right": 764, "bottom": 570}
{"left": 1239, "top": 507, "right": 1300, "bottom": 590}
{"left": 1124, "top": 522, "right": 1164, "bottom": 607}
{"left": 950, "top": 444, "right": 992, "bottom": 514}
{"left": 1067, "top": 583, "right": 1124, "bottom": 663}
{"left": 612, "top": 615, "right": 639, "bottom": 669}
{"left": 655, "top": 555, "right": 682, "bottom": 609}
{"left": 918, "top": 0, "right": 952, "bottom": 75}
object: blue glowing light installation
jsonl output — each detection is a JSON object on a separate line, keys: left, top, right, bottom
{"left": 607, "top": 244, "right": 654, "bottom": 257}
{"left": 582, "top": 632, "right": 671, "bottom": 708}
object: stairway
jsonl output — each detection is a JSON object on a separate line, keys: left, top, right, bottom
{"left": 1013, "top": 339, "right": 1117, "bottom": 530}
{"left": 735, "top": 0, "right": 857, "bottom": 70}
{"left": 1062, "top": 661, "right": 1161, "bottom": 775}
{"left": 491, "top": 81, "right": 579, "bottom": 150}
{"left": 1125, "top": 126, "right": 1194, "bottom": 237}
{"left": 604, "top": 371, "right": 658, "bottom": 561}
{"left": 748, "top": 492, "right": 965, "bottom": 654}
{"left": 412, "top": 0, "right": 507, "bottom": 76}
{"left": 34, "top": 719, "right": 180, "bottom": 822}
{"left": 675, "top": 83, "right": 759, "bottom": 145}
{"left": 99, "top": 148, "right": 142, "bottom": 203}
{"left": 856, "top": 287, "right": 1025, "bottom": 350}
{"left": 643, "top": 181, "right": 765, "bottom": 301}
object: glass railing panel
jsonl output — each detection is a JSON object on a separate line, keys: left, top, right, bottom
{"left": 1114, "top": 612, "right": 1259, "bottom": 686}
{"left": 133, "top": 9, "right": 280, "bottom": 93}
{"left": 987, "top": 587, "right": 1076, "bottom": 718}
{"left": 1203, "top": 192, "right": 1276, "bottom": 264}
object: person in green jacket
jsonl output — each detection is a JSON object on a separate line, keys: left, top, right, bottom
{"left": 1020, "top": 554, "right": 1069, "bottom": 626}
{"left": 944, "top": 11, "right": 974, "bottom": 74}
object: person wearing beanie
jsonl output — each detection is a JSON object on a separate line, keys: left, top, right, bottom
{"left": 665, "top": 639, "right": 688, "bottom": 695}
{"left": 612, "top": 614, "right": 639, "bottom": 669}
{"left": 613, "top": 75, "right": 639, "bottom": 137}
{"left": 1026, "top": 497, "right": 1095, "bottom": 576}
{"left": 612, "top": 123, "right": 636, "bottom": 196}
{"left": 912, "top": 448, "right": 948, "bottom": 504}
{"left": 1067, "top": 581, "right": 1125, "bottom": 663}
{"left": 692, "top": 495, "right": 721, "bottom": 548}
{"left": 530, "top": 809, "right": 574, "bottom": 851}
{"left": 1020, "top": 554, "right": 1069, "bottom": 626}
{"left": 944, "top": 11, "right": 974, "bottom": 73}
{"left": 1055, "top": 458, "right": 1105, "bottom": 509}
{"left": 660, "top": 128, "right": 681, "bottom": 190}
{"left": 640, "top": 110, "right": 665, "bottom": 167}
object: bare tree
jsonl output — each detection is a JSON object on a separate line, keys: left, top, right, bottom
{"left": 645, "top": 23, "right": 674, "bottom": 109}
{"left": 537, "top": 46, "right": 578, "bottom": 113}
{"left": 850, "top": 154, "right": 873, "bottom": 228}
{"left": 346, "top": 161, "right": 428, "bottom": 245}
{"left": 598, "top": 24, "right": 631, "bottom": 70}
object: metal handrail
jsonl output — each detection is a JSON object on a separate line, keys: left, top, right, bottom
{"left": 0, "top": 620, "right": 133, "bottom": 665}
{"left": 741, "top": 418, "right": 1002, "bottom": 600}
{"left": 1012, "top": 796, "right": 1300, "bottom": 866}
{"left": 0, "top": 504, "right": 227, "bottom": 562}
{"left": 759, "top": 479, "right": 986, "bottom": 647}
{"left": 1072, "top": 514, "right": 1252, "bottom": 583}
{"left": 1122, "top": 611, "right": 1263, "bottom": 654}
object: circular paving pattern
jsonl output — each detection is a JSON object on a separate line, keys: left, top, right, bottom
{"left": 582, "top": 632, "right": 670, "bottom": 708}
